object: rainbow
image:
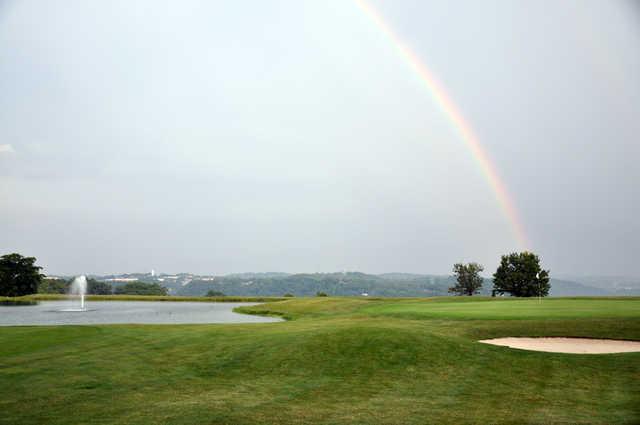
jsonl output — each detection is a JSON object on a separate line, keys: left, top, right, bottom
{"left": 355, "top": 0, "right": 529, "bottom": 250}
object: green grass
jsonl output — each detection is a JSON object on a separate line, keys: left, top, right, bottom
{"left": 0, "top": 297, "right": 639, "bottom": 424}
{"left": 360, "top": 297, "right": 640, "bottom": 320}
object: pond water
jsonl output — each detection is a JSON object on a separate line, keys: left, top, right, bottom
{"left": 0, "top": 301, "right": 282, "bottom": 326}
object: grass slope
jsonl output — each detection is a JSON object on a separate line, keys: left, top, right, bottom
{"left": 0, "top": 297, "right": 638, "bottom": 424}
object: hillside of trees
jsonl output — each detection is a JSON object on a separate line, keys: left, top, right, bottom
{"left": 173, "top": 272, "right": 486, "bottom": 297}
{"left": 172, "top": 272, "right": 613, "bottom": 297}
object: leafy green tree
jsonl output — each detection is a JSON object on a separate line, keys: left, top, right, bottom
{"left": 38, "top": 278, "right": 70, "bottom": 294}
{"left": 448, "top": 263, "right": 484, "bottom": 296}
{"left": 316, "top": 291, "right": 328, "bottom": 297}
{"left": 114, "top": 282, "right": 168, "bottom": 296}
{"left": 492, "top": 252, "right": 550, "bottom": 297}
{"left": 0, "top": 253, "right": 44, "bottom": 297}
{"left": 87, "top": 279, "right": 112, "bottom": 295}
{"left": 205, "top": 290, "right": 226, "bottom": 297}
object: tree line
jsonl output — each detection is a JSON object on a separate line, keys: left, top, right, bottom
{"left": 38, "top": 278, "right": 168, "bottom": 296}
{"left": 0, "top": 254, "right": 167, "bottom": 297}
{"left": 1, "top": 251, "right": 550, "bottom": 298}
{"left": 448, "top": 251, "right": 550, "bottom": 297}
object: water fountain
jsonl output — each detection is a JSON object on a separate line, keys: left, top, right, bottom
{"left": 59, "top": 275, "right": 88, "bottom": 312}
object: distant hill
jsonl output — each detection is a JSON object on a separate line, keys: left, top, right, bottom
{"left": 225, "top": 272, "right": 291, "bottom": 279}
{"left": 556, "top": 275, "right": 640, "bottom": 295}
{"left": 177, "top": 272, "right": 456, "bottom": 297}
{"left": 378, "top": 273, "right": 432, "bottom": 281}
{"left": 547, "top": 279, "right": 609, "bottom": 296}
{"left": 89, "top": 271, "right": 640, "bottom": 297}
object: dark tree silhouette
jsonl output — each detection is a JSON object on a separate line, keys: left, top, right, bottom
{"left": 448, "top": 263, "right": 484, "bottom": 296}
{"left": 114, "top": 282, "right": 168, "bottom": 296}
{"left": 492, "top": 252, "right": 550, "bottom": 297}
{"left": 87, "top": 279, "right": 113, "bottom": 295}
{"left": 0, "top": 253, "right": 43, "bottom": 297}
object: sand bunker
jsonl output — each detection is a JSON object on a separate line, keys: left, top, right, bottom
{"left": 479, "top": 337, "right": 640, "bottom": 354}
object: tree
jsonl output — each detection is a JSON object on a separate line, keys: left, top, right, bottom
{"left": 0, "top": 253, "right": 44, "bottom": 297}
{"left": 38, "top": 278, "right": 70, "bottom": 294}
{"left": 87, "top": 279, "right": 113, "bottom": 295}
{"left": 206, "top": 290, "right": 225, "bottom": 297}
{"left": 492, "top": 252, "right": 550, "bottom": 297}
{"left": 114, "top": 282, "right": 168, "bottom": 296}
{"left": 448, "top": 263, "right": 484, "bottom": 296}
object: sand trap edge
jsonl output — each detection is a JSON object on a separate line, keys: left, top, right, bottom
{"left": 479, "top": 337, "right": 640, "bottom": 354}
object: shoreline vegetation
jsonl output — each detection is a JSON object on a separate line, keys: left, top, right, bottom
{"left": 0, "top": 294, "right": 287, "bottom": 303}
{"left": 4, "top": 294, "right": 639, "bottom": 304}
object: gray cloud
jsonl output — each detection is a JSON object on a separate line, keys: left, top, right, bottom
{"left": 0, "top": 0, "right": 638, "bottom": 276}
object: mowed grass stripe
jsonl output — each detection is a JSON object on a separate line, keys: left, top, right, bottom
{"left": 359, "top": 298, "right": 640, "bottom": 320}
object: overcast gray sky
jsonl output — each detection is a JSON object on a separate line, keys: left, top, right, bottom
{"left": 1, "top": 0, "right": 638, "bottom": 276}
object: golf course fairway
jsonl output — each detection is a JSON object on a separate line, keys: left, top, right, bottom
{"left": 0, "top": 296, "right": 638, "bottom": 424}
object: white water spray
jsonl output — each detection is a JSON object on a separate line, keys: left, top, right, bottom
{"left": 67, "top": 275, "right": 87, "bottom": 311}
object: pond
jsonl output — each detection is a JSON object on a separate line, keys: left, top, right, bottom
{"left": 0, "top": 301, "right": 282, "bottom": 326}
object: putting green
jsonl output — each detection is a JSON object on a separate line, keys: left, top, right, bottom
{"left": 359, "top": 298, "right": 640, "bottom": 320}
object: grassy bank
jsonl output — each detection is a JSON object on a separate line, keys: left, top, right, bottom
{"left": 0, "top": 297, "right": 638, "bottom": 424}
